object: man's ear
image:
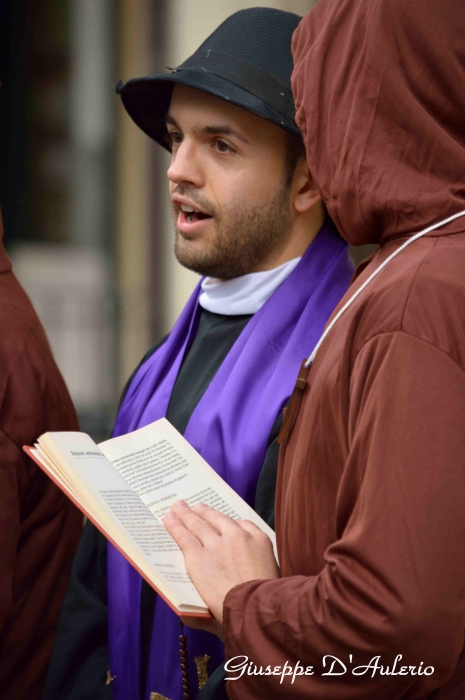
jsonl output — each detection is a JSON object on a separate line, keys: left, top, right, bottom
{"left": 292, "top": 158, "right": 321, "bottom": 212}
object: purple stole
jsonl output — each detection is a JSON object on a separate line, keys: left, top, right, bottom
{"left": 107, "top": 221, "right": 353, "bottom": 700}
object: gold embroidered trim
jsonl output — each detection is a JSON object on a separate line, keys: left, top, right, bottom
{"left": 194, "top": 653, "right": 211, "bottom": 690}
{"left": 150, "top": 693, "right": 171, "bottom": 700}
{"left": 105, "top": 670, "right": 116, "bottom": 685}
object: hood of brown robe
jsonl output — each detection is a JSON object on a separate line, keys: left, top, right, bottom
{"left": 291, "top": 0, "right": 465, "bottom": 246}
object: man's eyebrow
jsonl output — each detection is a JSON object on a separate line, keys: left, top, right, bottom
{"left": 200, "top": 124, "right": 249, "bottom": 143}
{"left": 165, "top": 115, "right": 249, "bottom": 144}
{"left": 165, "top": 115, "right": 179, "bottom": 128}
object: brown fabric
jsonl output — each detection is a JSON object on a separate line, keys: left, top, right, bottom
{"left": 223, "top": 1, "right": 465, "bottom": 698}
{"left": 291, "top": 0, "right": 465, "bottom": 246}
{"left": 0, "top": 213, "right": 82, "bottom": 699}
{"left": 224, "top": 224, "right": 465, "bottom": 700}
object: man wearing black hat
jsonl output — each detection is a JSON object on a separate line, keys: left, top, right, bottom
{"left": 43, "top": 8, "right": 353, "bottom": 700}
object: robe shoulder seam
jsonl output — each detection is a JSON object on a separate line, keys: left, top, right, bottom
{"left": 354, "top": 329, "right": 465, "bottom": 379}
{"left": 399, "top": 236, "right": 440, "bottom": 333}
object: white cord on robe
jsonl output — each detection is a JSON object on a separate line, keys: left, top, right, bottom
{"left": 305, "top": 209, "right": 465, "bottom": 368}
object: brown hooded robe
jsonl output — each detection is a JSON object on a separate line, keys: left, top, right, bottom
{"left": 222, "top": 0, "right": 465, "bottom": 698}
{"left": 0, "top": 213, "right": 82, "bottom": 699}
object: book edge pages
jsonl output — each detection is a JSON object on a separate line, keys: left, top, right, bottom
{"left": 23, "top": 445, "right": 211, "bottom": 619}
{"left": 40, "top": 430, "right": 216, "bottom": 612}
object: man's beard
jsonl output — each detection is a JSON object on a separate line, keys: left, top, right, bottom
{"left": 172, "top": 183, "right": 293, "bottom": 280}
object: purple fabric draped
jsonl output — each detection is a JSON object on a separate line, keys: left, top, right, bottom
{"left": 107, "top": 221, "right": 353, "bottom": 700}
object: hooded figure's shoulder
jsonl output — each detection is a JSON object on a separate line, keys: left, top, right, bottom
{"left": 400, "top": 230, "right": 465, "bottom": 371}
{"left": 345, "top": 229, "right": 465, "bottom": 374}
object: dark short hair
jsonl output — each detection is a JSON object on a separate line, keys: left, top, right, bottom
{"left": 285, "top": 132, "right": 306, "bottom": 185}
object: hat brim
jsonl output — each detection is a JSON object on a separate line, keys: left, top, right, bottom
{"left": 117, "top": 69, "right": 301, "bottom": 151}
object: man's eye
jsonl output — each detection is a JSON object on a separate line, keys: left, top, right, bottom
{"left": 169, "top": 131, "right": 183, "bottom": 146}
{"left": 214, "top": 140, "right": 233, "bottom": 154}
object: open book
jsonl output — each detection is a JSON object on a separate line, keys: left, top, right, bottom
{"left": 24, "top": 419, "right": 276, "bottom": 618}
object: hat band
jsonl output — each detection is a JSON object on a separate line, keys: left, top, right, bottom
{"left": 172, "top": 51, "right": 296, "bottom": 124}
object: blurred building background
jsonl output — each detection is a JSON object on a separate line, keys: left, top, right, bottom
{"left": 1, "top": 0, "right": 370, "bottom": 440}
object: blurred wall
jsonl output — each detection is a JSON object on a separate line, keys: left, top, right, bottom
{"left": 2, "top": 0, "right": 118, "bottom": 439}
{"left": 116, "top": 0, "right": 154, "bottom": 386}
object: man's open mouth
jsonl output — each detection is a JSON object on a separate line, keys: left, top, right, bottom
{"left": 179, "top": 203, "right": 212, "bottom": 224}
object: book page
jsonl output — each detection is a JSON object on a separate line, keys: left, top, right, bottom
{"left": 99, "top": 419, "right": 277, "bottom": 556}
{"left": 39, "top": 432, "right": 208, "bottom": 611}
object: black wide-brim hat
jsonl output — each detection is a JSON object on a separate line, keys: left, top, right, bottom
{"left": 116, "top": 7, "right": 303, "bottom": 151}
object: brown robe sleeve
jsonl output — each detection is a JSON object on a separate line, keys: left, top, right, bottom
{"left": 223, "top": 331, "right": 465, "bottom": 698}
{"left": 0, "top": 311, "right": 82, "bottom": 698}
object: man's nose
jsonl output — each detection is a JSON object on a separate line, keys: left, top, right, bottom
{"left": 167, "top": 140, "right": 204, "bottom": 188}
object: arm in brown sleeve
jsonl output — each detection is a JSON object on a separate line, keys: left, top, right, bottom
{"left": 0, "top": 329, "right": 82, "bottom": 698}
{"left": 0, "top": 430, "right": 21, "bottom": 635}
{"left": 223, "top": 331, "right": 465, "bottom": 699}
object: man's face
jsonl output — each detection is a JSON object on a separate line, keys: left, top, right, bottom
{"left": 166, "top": 85, "right": 294, "bottom": 280}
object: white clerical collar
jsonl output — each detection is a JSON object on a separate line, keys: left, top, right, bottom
{"left": 198, "top": 257, "right": 302, "bottom": 315}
